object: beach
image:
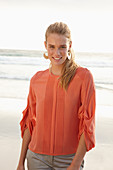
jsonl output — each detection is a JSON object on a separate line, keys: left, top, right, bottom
{"left": 0, "top": 89, "right": 113, "bottom": 170}
{"left": 0, "top": 49, "right": 113, "bottom": 170}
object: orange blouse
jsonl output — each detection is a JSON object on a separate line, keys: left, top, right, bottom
{"left": 20, "top": 67, "right": 96, "bottom": 155}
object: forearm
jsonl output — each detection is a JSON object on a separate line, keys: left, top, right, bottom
{"left": 70, "top": 133, "right": 87, "bottom": 169}
{"left": 18, "top": 128, "right": 31, "bottom": 166}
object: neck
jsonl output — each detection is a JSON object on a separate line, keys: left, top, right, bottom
{"left": 50, "top": 65, "right": 63, "bottom": 76}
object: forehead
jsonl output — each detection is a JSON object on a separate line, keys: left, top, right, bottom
{"left": 47, "top": 33, "right": 69, "bottom": 45}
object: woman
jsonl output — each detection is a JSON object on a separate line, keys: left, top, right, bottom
{"left": 17, "top": 22, "right": 96, "bottom": 170}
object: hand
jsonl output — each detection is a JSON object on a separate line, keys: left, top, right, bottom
{"left": 16, "top": 164, "right": 25, "bottom": 170}
{"left": 67, "top": 164, "right": 80, "bottom": 170}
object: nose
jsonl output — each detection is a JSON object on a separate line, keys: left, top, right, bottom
{"left": 55, "top": 48, "right": 60, "bottom": 56}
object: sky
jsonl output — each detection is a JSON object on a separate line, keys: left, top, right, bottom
{"left": 0, "top": 0, "right": 113, "bottom": 53}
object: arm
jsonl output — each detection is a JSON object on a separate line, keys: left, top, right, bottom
{"left": 17, "top": 78, "right": 36, "bottom": 170}
{"left": 17, "top": 128, "right": 31, "bottom": 170}
{"left": 67, "top": 70, "right": 96, "bottom": 170}
{"left": 67, "top": 133, "right": 86, "bottom": 170}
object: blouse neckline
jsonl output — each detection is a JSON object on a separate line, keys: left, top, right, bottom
{"left": 48, "top": 69, "right": 60, "bottom": 78}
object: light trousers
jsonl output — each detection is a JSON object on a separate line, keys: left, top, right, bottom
{"left": 26, "top": 149, "right": 84, "bottom": 170}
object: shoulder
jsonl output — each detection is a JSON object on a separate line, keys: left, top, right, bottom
{"left": 75, "top": 66, "right": 93, "bottom": 81}
{"left": 30, "top": 69, "right": 49, "bottom": 84}
{"left": 76, "top": 67, "right": 95, "bottom": 92}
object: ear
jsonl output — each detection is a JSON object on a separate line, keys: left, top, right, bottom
{"left": 44, "top": 41, "right": 47, "bottom": 49}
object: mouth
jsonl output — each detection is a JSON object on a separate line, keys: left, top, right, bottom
{"left": 52, "top": 57, "right": 62, "bottom": 61}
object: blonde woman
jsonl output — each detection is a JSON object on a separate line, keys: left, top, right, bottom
{"left": 17, "top": 22, "right": 96, "bottom": 170}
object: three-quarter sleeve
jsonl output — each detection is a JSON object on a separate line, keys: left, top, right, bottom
{"left": 20, "top": 78, "right": 36, "bottom": 138}
{"left": 78, "top": 69, "right": 96, "bottom": 151}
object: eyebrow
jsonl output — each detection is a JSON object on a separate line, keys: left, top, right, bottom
{"left": 48, "top": 44, "right": 54, "bottom": 47}
{"left": 48, "top": 44, "right": 67, "bottom": 47}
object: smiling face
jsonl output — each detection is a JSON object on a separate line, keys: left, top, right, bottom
{"left": 44, "top": 33, "right": 72, "bottom": 72}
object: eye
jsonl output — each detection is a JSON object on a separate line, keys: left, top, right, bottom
{"left": 49, "top": 45, "right": 54, "bottom": 49}
{"left": 60, "top": 46, "right": 67, "bottom": 49}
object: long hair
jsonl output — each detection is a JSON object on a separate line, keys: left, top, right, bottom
{"left": 44, "top": 22, "right": 78, "bottom": 91}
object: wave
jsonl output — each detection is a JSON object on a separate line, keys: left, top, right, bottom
{"left": 0, "top": 74, "right": 113, "bottom": 84}
{"left": 1, "top": 56, "right": 113, "bottom": 68}
{"left": 95, "top": 81, "right": 113, "bottom": 85}
{"left": 95, "top": 85, "right": 113, "bottom": 92}
{"left": 0, "top": 95, "right": 25, "bottom": 100}
{"left": 1, "top": 49, "right": 113, "bottom": 68}
{"left": 0, "top": 76, "right": 30, "bottom": 81}
{"left": 1, "top": 61, "right": 113, "bottom": 68}
{"left": 0, "top": 76, "right": 113, "bottom": 92}
{"left": 1, "top": 62, "right": 113, "bottom": 68}
{"left": 0, "top": 75, "right": 113, "bottom": 84}
{"left": 0, "top": 56, "right": 49, "bottom": 66}
{"left": 0, "top": 49, "right": 44, "bottom": 57}
{"left": 79, "top": 64, "right": 113, "bottom": 68}
{"left": 76, "top": 60, "right": 113, "bottom": 68}
{"left": 0, "top": 62, "right": 42, "bottom": 66}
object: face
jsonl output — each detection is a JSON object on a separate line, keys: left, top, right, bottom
{"left": 44, "top": 33, "right": 72, "bottom": 68}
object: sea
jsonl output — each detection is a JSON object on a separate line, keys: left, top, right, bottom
{"left": 0, "top": 48, "right": 113, "bottom": 94}
{"left": 0, "top": 49, "right": 113, "bottom": 170}
{"left": 0, "top": 48, "right": 113, "bottom": 112}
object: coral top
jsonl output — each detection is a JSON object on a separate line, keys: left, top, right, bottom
{"left": 20, "top": 67, "right": 96, "bottom": 155}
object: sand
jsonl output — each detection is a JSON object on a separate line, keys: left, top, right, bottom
{"left": 0, "top": 89, "right": 113, "bottom": 170}
{"left": 84, "top": 117, "right": 113, "bottom": 170}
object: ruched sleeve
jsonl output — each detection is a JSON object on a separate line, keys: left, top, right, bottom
{"left": 20, "top": 78, "right": 36, "bottom": 138}
{"left": 78, "top": 69, "right": 96, "bottom": 151}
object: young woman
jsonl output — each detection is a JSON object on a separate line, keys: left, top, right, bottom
{"left": 17, "top": 22, "right": 96, "bottom": 170}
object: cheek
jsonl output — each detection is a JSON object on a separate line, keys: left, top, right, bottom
{"left": 61, "top": 49, "right": 68, "bottom": 56}
{"left": 47, "top": 49, "right": 53, "bottom": 55}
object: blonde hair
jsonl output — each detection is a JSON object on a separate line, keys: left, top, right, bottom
{"left": 44, "top": 22, "right": 78, "bottom": 91}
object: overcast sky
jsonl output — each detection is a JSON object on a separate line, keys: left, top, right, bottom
{"left": 0, "top": 0, "right": 113, "bottom": 52}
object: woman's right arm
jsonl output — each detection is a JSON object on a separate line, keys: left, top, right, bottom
{"left": 17, "top": 128, "right": 31, "bottom": 170}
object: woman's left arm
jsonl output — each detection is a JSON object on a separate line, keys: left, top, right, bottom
{"left": 67, "top": 69, "right": 96, "bottom": 170}
{"left": 67, "top": 133, "right": 86, "bottom": 170}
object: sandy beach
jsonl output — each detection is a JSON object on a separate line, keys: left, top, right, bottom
{"left": 0, "top": 88, "right": 113, "bottom": 170}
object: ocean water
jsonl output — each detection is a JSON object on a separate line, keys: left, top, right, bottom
{"left": 0, "top": 49, "right": 113, "bottom": 113}
{"left": 0, "top": 49, "right": 113, "bottom": 90}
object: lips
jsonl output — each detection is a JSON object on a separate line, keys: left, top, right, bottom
{"left": 52, "top": 57, "right": 62, "bottom": 61}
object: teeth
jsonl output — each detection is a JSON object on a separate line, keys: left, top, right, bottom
{"left": 54, "top": 57, "right": 61, "bottom": 60}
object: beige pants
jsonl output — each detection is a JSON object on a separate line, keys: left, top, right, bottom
{"left": 26, "top": 149, "right": 84, "bottom": 170}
